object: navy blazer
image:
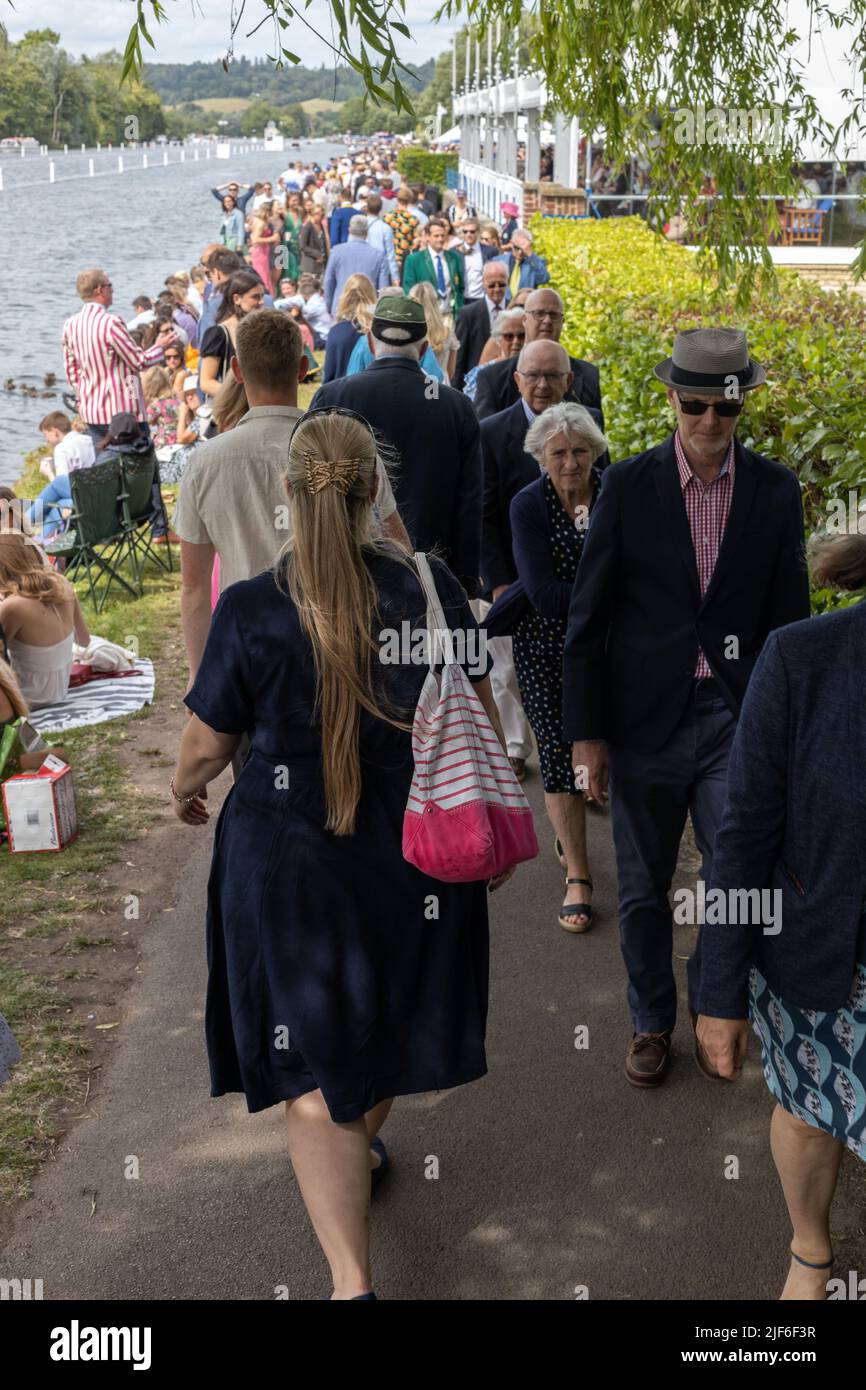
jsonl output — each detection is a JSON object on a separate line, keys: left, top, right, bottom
{"left": 480, "top": 399, "right": 604, "bottom": 596}
{"left": 475, "top": 352, "right": 602, "bottom": 422}
{"left": 492, "top": 251, "right": 550, "bottom": 299}
{"left": 562, "top": 434, "right": 811, "bottom": 753}
{"left": 453, "top": 298, "right": 495, "bottom": 391}
{"left": 322, "top": 320, "right": 361, "bottom": 383}
{"left": 511, "top": 473, "right": 599, "bottom": 621}
{"left": 695, "top": 601, "right": 866, "bottom": 1017}
{"left": 311, "top": 356, "right": 482, "bottom": 597}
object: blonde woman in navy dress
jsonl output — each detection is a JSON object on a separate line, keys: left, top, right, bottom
{"left": 171, "top": 407, "right": 513, "bottom": 1301}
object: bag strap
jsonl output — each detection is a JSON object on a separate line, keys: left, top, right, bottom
{"left": 413, "top": 553, "right": 457, "bottom": 668}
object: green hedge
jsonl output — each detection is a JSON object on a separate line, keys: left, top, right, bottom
{"left": 531, "top": 216, "right": 866, "bottom": 610}
{"left": 396, "top": 147, "right": 458, "bottom": 188}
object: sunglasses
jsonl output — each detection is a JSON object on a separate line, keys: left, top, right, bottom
{"left": 676, "top": 393, "right": 745, "bottom": 417}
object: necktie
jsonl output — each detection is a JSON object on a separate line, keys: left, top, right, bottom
{"left": 509, "top": 258, "right": 521, "bottom": 299}
{"left": 436, "top": 254, "right": 446, "bottom": 293}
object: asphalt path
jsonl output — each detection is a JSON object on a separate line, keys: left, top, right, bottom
{"left": 3, "top": 765, "right": 864, "bottom": 1301}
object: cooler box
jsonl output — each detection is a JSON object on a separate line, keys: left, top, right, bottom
{"left": 2, "top": 754, "right": 78, "bottom": 853}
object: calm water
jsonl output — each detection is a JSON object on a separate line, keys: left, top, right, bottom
{"left": 0, "top": 141, "right": 345, "bottom": 485}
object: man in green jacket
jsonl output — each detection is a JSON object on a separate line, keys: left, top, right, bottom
{"left": 402, "top": 217, "right": 464, "bottom": 319}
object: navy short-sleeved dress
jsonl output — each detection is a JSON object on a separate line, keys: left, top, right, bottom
{"left": 185, "top": 550, "right": 492, "bottom": 1123}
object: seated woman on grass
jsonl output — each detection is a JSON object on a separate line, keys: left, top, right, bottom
{"left": 0, "top": 532, "right": 89, "bottom": 710}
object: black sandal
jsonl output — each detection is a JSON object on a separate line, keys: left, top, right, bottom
{"left": 559, "top": 876, "right": 593, "bottom": 933}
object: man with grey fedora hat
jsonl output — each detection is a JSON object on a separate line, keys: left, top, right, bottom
{"left": 562, "top": 327, "right": 811, "bottom": 1088}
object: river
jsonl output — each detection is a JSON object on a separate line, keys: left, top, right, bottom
{"left": 0, "top": 140, "right": 346, "bottom": 486}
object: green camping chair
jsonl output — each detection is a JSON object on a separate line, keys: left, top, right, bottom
{"left": 118, "top": 450, "right": 174, "bottom": 581}
{"left": 43, "top": 458, "right": 138, "bottom": 612}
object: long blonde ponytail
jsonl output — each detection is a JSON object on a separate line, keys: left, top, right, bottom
{"left": 278, "top": 410, "right": 411, "bottom": 835}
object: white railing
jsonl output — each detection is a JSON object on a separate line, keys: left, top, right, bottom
{"left": 459, "top": 158, "right": 524, "bottom": 222}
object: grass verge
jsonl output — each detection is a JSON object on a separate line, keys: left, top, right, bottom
{"left": 0, "top": 449, "right": 183, "bottom": 1203}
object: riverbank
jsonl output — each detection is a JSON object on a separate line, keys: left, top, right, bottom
{"left": 0, "top": 376, "right": 322, "bottom": 1211}
{"left": 0, "top": 451, "right": 188, "bottom": 1210}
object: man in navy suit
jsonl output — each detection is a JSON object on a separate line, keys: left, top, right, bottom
{"left": 562, "top": 328, "right": 811, "bottom": 1088}
{"left": 310, "top": 293, "right": 482, "bottom": 598}
{"left": 474, "top": 288, "right": 601, "bottom": 421}
{"left": 481, "top": 340, "right": 603, "bottom": 779}
{"left": 453, "top": 259, "right": 509, "bottom": 391}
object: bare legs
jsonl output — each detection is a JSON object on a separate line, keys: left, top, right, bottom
{"left": 545, "top": 791, "right": 592, "bottom": 925}
{"left": 285, "top": 1092, "right": 394, "bottom": 1300}
{"left": 770, "top": 1103, "right": 844, "bottom": 1299}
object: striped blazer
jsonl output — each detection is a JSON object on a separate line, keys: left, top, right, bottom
{"left": 62, "top": 301, "right": 166, "bottom": 426}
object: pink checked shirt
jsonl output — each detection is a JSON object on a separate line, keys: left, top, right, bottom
{"left": 674, "top": 430, "right": 735, "bottom": 679}
{"left": 62, "top": 301, "right": 167, "bottom": 426}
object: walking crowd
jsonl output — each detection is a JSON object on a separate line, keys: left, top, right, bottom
{"left": 3, "top": 139, "right": 865, "bottom": 1305}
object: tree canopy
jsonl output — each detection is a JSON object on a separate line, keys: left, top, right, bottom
{"left": 115, "top": 1, "right": 866, "bottom": 299}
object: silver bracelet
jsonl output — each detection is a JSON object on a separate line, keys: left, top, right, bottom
{"left": 169, "top": 776, "right": 198, "bottom": 805}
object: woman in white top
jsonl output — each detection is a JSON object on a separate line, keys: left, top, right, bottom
{"left": 408, "top": 281, "right": 460, "bottom": 383}
{"left": 0, "top": 532, "right": 89, "bottom": 709}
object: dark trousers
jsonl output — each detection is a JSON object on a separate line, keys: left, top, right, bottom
{"left": 608, "top": 681, "right": 737, "bottom": 1034}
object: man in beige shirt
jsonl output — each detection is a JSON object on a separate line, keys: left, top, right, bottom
{"left": 174, "top": 310, "right": 408, "bottom": 688}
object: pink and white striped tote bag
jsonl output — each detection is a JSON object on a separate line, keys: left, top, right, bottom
{"left": 402, "top": 554, "right": 538, "bottom": 883}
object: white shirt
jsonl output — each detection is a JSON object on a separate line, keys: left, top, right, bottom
{"left": 252, "top": 193, "right": 274, "bottom": 209}
{"left": 429, "top": 250, "right": 452, "bottom": 305}
{"left": 54, "top": 431, "right": 96, "bottom": 477}
{"left": 463, "top": 245, "right": 485, "bottom": 300}
{"left": 484, "top": 295, "right": 501, "bottom": 332}
{"left": 288, "top": 292, "right": 334, "bottom": 341}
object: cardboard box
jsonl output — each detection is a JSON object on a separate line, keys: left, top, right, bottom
{"left": 2, "top": 754, "right": 78, "bottom": 853}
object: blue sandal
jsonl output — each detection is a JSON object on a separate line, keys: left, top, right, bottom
{"left": 370, "top": 1136, "right": 390, "bottom": 1195}
{"left": 790, "top": 1248, "right": 833, "bottom": 1270}
{"left": 559, "top": 877, "right": 593, "bottom": 933}
{"left": 323, "top": 1291, "right": 378, "bottom": 1300}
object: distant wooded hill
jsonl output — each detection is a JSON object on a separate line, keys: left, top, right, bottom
{"left": 143, "top": 55, "right": 436, "bottom": 106}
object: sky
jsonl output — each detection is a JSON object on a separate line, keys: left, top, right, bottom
{"left": 2, "top": 0, "right": 460, "bottom": 69}
{"left": 2, "top": 0, "right": 862, "bottom": 97}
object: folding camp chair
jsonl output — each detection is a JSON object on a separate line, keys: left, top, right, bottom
{"left": 43, "top": 458, "right": 139, "bottom": 612}
{"left": 118, "top": 450, "right": 174, "bottom": 581}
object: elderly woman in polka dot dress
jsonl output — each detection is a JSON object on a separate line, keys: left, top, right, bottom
{"left": 510, "top": 402, "right": 607, "bottom": 932}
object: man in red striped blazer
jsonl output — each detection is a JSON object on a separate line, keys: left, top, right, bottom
{"left": 62, "top": 269, "right": 178, "bottom": 446}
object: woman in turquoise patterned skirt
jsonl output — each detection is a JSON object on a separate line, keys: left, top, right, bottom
{"left": 694, "top": 533, "right": 866, "bottom": 1300}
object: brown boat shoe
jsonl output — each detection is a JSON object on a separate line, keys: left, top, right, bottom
{"left": 625, "top": 1030, "right": 672, "bottom": 1088}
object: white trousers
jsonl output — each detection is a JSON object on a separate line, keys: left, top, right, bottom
{"left": 473, "top": 600, "right": 534, "bottom": 760}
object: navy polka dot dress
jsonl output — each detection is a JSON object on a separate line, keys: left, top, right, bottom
{"left": 513, "top": 472, "right": 598, "bottom": 794}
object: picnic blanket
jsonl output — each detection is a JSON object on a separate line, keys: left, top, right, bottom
{"left": 26, "top": 658, "right": 155, "bottom": 733}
